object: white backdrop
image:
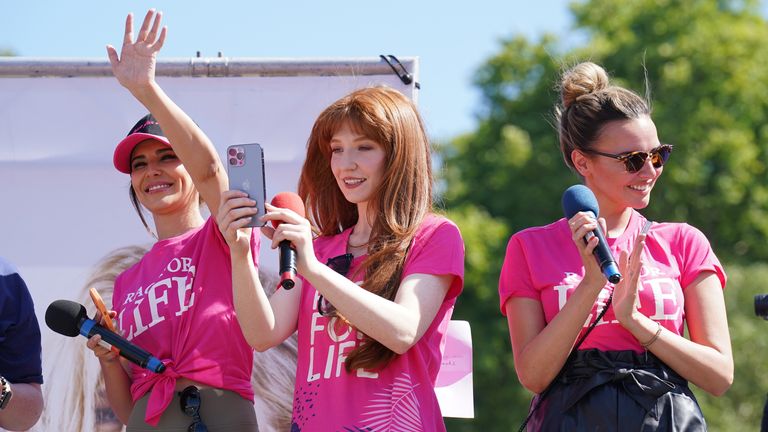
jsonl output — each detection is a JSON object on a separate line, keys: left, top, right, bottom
{"left": 0, "top": 57, "right": 474, "bottom": 426}
{"left": 0, "top": 57, "right": 418, "bottom": 323}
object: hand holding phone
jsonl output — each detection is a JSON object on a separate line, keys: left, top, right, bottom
{"left": 226, "top": 143, "right": 267, "bottom": 227}
{"left": 89, "top": 287, "right": 117, "bottom": 333}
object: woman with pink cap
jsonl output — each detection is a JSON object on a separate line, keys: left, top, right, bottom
{"left": 85, "top": 10, "right": 261, "bottom": 431}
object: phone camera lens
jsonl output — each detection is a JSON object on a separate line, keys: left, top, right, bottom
{"left": 229, "top": 157, "right": 237, "bottom": 165}
{"left": 228, "top": 148, "right": 238, "bottom": 156}
{"left": 236, "top": 152, "right": 245, "bottom": 160}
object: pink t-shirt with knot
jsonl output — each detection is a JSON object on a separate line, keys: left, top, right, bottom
{"left": 112, "top": 217, "right": 259, "bottom": 425}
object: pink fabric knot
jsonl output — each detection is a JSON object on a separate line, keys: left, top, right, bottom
{"left": 131, "top": 360, "right": 180, "bottom": 426}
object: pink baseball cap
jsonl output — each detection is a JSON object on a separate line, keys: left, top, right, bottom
{"left": 113, "top": 114, "right": 171, "bottom": 174}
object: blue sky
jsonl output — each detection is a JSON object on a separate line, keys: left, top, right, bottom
{"left": 1, "top": 0, "right": 574, "bottom": 141}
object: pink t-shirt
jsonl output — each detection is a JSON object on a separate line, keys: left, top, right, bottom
{"left": 498, "top": 210, "right": 725, "bottom": 352}
{"left": 112, "top": 217, "right": 259, "bottom": 425}
{"left": 291, "top": 214, "right": 464, "bottom": 432}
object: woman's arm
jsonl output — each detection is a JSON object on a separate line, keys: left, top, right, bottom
{"left": 503, "top": 212, "right": 610, "bottom": 393}
{"left": 230, "top": 246, "right": 302, "bottom": 351}
{"left": 85, "top": 312, "right": 134, "bottom": 425}
{"left": 611, "top": 226, "right": 733, "bottom": 396}
{"left": 219, "top": 191, "right": 300, "bottom": 351}
{"left": 107, "top": 10, "right": 227, "bottom": 211}
{"left": 504, "top": 278, "right": 605, "bottom": 394}
{"left": 307, "top": 265, "right": 453, "bottom": 354}
{"left": 618, "top": 271, "right": 733, "bottom": 396}
{"left": 0, "top": 382, "right": 43, "bottom": 431}
{"left": 97, "top": 354, "right": 134, "bottom": 424}
{"left": 262, "top": 205, "right": 455, "bottom": 354}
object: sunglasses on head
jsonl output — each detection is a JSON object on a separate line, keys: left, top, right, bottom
{"left": 179, "top": 386, "right": 208, "bottom": 432}
{"left": 582, "top": 144, "right": 673, "bottom": 173}
{"left": 317, "top": 253, "right": 354, "bottom": 316}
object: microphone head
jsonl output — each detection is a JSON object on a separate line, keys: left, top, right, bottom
{"left": 270, "top": 192, "right": 306, "bottom": 228}
{"left": 562, "top": 184, "right": 600, "bottom": 219}
{"left": 45, "top": 299, "right": 87, "bottom": 337}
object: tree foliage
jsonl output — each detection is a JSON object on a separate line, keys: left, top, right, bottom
{"left": 445, "top": 0, "right": 768, "bottom": 262}
{"left": 694, "top": 263, "right": 768, "bottom": 431}
{"left": 439, "top": 0, "right": 768, "bottom": 429}
{"left": 569, "top": 0, "right": 768, "bottom": 261}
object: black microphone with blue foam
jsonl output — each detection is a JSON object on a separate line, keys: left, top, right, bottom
{"left": 45, "top": 299, "right": 166, "bottom": 374}
{"left": 562, "top": 184, "right": 622, "bottom": 284}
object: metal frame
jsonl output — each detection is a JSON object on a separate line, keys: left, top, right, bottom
{"left": 0, "top": 56, "right": 418, "bottom": 78}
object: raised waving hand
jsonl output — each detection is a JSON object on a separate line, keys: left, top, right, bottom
{"left": 106, "top": 10, "right": 167, "bottom": 93}
{"left": 105, "top": 9, "right": 228, "bottom": 213}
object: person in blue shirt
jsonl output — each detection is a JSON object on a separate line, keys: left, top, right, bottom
{"left": 0, "top": 256, "right": 43, "bottom": 431}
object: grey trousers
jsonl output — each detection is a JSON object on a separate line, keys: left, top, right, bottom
{"left": 127, "top": 387, "right": 259, "bottom": 431}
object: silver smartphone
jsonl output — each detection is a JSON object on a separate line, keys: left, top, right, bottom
{"left": 226, "top": 143, "right": 266, "bottom": 227}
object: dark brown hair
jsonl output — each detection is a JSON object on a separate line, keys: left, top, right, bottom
{"left": 129, "top": 186, "right": 156, "bottom": 238}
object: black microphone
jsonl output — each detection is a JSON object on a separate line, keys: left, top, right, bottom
{"left": 45, "top": 299, "right": 166, "bottom": 373}
{"left": 562, "top": 184, "right": 622, "bottom": 283}
{"left": 278, "top": 240, "right": 298, "bottom": 289}
{"left": 270, "top": 192, "right": 307, "bottom": 290}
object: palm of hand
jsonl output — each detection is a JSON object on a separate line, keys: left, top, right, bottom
{"left": 612, "top": 243, "right": 645, "bottom": 323}
{"left": 114, "top": 44, "right": 158, "bottom": 88}
{"left": 107, "top": 10, "right": 166, "bottom": 91}
{"left": 612, "top": 274, "right": 639, "bottom": 323}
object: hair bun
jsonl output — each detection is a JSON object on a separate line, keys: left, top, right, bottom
{"left": 560, "top": 62, "right": 610, "bottom": 108}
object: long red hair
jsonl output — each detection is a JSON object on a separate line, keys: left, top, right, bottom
{"left": 298, "top": 86, "right": 433, "bottom": 371}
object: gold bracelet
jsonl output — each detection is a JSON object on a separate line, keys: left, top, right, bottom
{"left": 640, "top": 321, "right": 663, "bottom": 348}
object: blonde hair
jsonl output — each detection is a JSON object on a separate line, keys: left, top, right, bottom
{"left": 38, "top": 245, "right": 147, "bottom": 432}
{"left": 251, "top": 272, "right": 298, "bottom": 432}
{"left": 37, "top": 246, "right": 297, "bottom": 432}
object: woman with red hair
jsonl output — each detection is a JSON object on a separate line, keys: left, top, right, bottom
{"left": 219, "top": 86, "right": 465, "bottom": 431}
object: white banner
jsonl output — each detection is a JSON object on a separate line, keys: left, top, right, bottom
{"left": 0, "top": 58, "right": 420, "bottom": 431}
{"left": 0, "top": 59, "right": 416, "bottom": 323}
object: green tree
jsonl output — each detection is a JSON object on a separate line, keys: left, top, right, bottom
{"left": 569, "top": 0, "right": 768, "bottom": 262}
{"left": 439, "top": 205, "right": 530, "bottom": 431}
{"left": 446, "top": 0, "right": 768, "bottom": 261}
{"left": 443, "top": 35, "right": 572, "bottom": 235}
{"left": 439, "top": 0, "right": 768, "bottom": 430}
{"left": 693, "top": 263, "right": 768, "bottom": 430}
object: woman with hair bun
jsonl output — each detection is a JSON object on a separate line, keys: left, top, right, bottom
{"left": 498, "top": 61, "right": 732, "bottom": 430}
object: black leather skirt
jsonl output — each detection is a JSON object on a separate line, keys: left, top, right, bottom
{"left": 526, "top": 349, "right": 707, "bottom": 431}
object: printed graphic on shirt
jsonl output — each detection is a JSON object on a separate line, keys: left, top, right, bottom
{"left": 117, "top": 256, "right": 197, "bottom": 340}
{"left": 294, "top": 279, "right": 406, "bottom": 430}
{"left": 304, "top": 284, "right": 378, "bottom": 380}
{"left": 291, "top": 374, "right": 424, "bottom": 431}
{"left": 291, "top": 380, "right": 320, "bottom": 431}
{"left": 552, "top": 265, "right": 684, "bottom": 327}
{"left": 358, "top": 372, "right": 423, "bottom": 431}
